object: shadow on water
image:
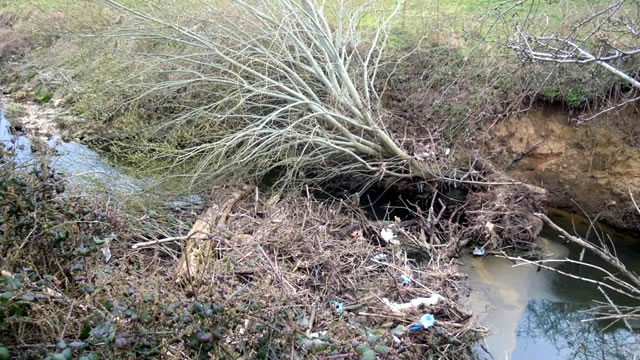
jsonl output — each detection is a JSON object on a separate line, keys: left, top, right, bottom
{"left": 463, "top": 208, "right": 640, "bottom": 360}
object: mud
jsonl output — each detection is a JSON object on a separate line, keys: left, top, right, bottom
{"left": 483, "top": 104, "right": 640, "bottom": 231}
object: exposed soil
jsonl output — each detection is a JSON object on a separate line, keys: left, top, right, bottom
{"left": 482, "top": 104, "right": 640, "bottom": 231}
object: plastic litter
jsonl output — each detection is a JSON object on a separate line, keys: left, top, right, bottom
{"left": 472, "top": 247, "right": 486, "bottom": 257}
{"left": 101, "top": 247, "right": 112, "bottom": 263}
{"left": 372, "top": 253, "right": 388, "bottom": 261}
{"left": 329, "top": 300, "right": 344, "bottom": 313}
{"left": 305, "top": 331, "right": 327, "bottom": 339}
{"left": 380, "top": 228, "right": 395, "bottom": 243}
{"left": 409, "top": 313, "right": 435, "bottom": 331}
{"left": 400, "top": 274, "right": 411, "bottom": 287}
{"left": 383, "top": 294, "right": 444, "bottom": 313}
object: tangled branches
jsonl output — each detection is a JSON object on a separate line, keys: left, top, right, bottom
{"left": 497, "top": 0, "right": 640, "bottom": 122}
{"left": 101, "top": 0, "right": 440, "bottom": 189}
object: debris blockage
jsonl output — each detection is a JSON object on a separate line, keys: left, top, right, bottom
{"left": 161, "top": 186, "right": 480, "bottom": 359}
{"left": 466, "top": 184, "right": 545, "bottom": 252}
{"left": 0, "top": 145, "right": 546, "bottom": 359}
{"left": 136, "top": 177, "right": 545, "bottom": 359}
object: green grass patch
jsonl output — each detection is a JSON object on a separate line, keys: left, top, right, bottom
{"left": 34, "top": 91, "right": 52, "bottom": 104}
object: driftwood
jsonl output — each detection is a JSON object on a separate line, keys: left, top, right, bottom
{"left": 175, "top": 185, "right": 254, "bottom": 282}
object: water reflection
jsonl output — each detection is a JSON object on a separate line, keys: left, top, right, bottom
{"left": 463, "top": 210, "right": 640, "bottom": 360}
{"left": 512, "top": 300, "right": 638, "bottom": 360}
{"left": 1, "top": 108, "right": 146, "bottom": 194}
{"left": 46, "top": 135, "right": 148, "bottom": 194}
{"left": 1, "top": 109, "right": 33, "bottom": 164}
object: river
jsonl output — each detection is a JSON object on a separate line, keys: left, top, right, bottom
{"left": 463, "top": 208, "right": 640, "bottom": 360}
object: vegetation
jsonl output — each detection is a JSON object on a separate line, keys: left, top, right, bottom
{"left": 1, "top": 0, "right": 639, "bottom": 359}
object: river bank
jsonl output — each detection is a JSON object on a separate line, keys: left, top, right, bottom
{"left": 1, "top": 1, "right": 639, "bottom": 358}
{"left": 3, "top": 96, "right": 639, "bottom": 360}
{"left": 483, "top": 104, "right": 640, "bottom": 232}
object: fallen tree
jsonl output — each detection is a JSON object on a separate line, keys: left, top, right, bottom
{"left": 99, "top": 0, "right": 549, "bottom": 279}
{"left": 101, "top": 0, "right": 446, "bottom": 190}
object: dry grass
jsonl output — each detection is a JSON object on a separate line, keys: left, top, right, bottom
{"left": 0, "top": 11, "right": 31, "bottom": 60}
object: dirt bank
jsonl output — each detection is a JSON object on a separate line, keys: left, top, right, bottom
{"left": 482, "top": 104, "right": 640, "bottom": 231}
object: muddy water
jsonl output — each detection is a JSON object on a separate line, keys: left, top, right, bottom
{"left": 463, "top": 209, "right": 640, "bottom": 359}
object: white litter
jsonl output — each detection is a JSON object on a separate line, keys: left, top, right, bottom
{"left": 372, "top": 253, "right": 388, "bottom": 261}
{"left": 382, "top": 294, "right": 444, "bottom": 313}
{"left": 101, "top": 247, "right": 112, "bottom": 263}
{"left": 380, "top": 228, "right": 395, "bottom": 242}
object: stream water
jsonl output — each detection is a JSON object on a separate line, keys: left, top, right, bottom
{"left": 0, "top": 108, "right": 147, "bottom": 194}
{"left": 463, "top": 208, "right": 640, "bottom": 360}
{"left": 0, "top": 107, "right": 204, "bottom": 209}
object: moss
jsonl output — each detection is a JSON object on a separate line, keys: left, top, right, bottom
{"left": 566, "top": 87, "right": 584, "bottom": 109}
{"left": 449, "top": 103, "right": 465, "bottom": 117}
{"left": 34, "top": 91, "right": 52, "bottom": 104}
{"left": 541, "top": 86, "right": 558, "bottom": 102}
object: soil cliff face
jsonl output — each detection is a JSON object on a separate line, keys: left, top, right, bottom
{"left": 482, "top": 104, "right": 640, "bottom": 231}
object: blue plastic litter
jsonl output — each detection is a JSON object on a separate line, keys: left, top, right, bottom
{"left": 329, "top": 300, "right": 344, "bottom": 313}
{"left": 372, "top": 253, "right": 387, "bottom": 261}
{"left": 409, "top": 313, "right": 435, "bottom": 331}
{"left": 401, "top": 274, "right": 411, "bottom": 287}
{"left": 472, "top": 247, "right": 486, "bottom": 256}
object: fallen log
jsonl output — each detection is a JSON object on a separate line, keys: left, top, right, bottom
{"left": 175, "top": 185, "right": 254, "bottom": 282}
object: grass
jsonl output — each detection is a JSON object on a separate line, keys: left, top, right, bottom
{"left": 3, "top": 103, "right": 25, "bottom": 120}
{"left": 2, "top": 1, "right": 631, "bottom": 358}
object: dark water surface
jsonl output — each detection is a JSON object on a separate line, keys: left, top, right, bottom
{"left": 463, "top": 208, "right": 640, "bottom": 360}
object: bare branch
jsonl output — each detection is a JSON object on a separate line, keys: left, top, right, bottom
{"left": 99, "top": 0, "right": 444, "bottom": 189}
{"left": 535, "top": 213, "right": 640, "bottom": 289}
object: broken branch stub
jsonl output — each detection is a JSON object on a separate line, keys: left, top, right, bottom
{"left": 175, "top": 185, "right": 254, "bottom": 282}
